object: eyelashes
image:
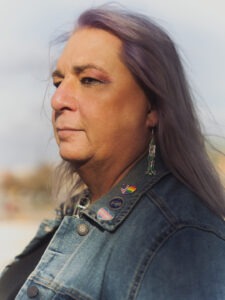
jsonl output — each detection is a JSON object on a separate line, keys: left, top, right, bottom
{"left": 53, "top": 77, "right": 103, "bottom": 88}
{"left": 81, "top": 77, "right": 102, "bottom": 85}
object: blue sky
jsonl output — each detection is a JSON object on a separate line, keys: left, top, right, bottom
{"left": 0, "top": 0, "right": 224, "bottom": 169}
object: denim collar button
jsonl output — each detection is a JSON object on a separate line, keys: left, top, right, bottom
{"left": 77, "top": 223, "right": 89, "bottom": 236}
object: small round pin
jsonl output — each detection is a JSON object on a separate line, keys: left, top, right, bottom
{"left": 109, "top": 197, "right": 124, "bottom": 210}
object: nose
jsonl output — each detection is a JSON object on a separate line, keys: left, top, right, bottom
{"left": 51, "top": 80, "right": 77, "bottom": 112}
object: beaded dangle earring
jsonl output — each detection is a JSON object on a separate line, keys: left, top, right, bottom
{"left": 146, "top": 128, "right": 156, "bottom": 175}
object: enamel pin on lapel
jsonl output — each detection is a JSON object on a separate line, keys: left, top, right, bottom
{"left": 97, "top": 208, "right": 114, "bottom": 220}
{"left": 120, "top": 185, "right": 136, "bottom": 195}
{"left": 109, "top": 197, "right": 124, "bottom": 210}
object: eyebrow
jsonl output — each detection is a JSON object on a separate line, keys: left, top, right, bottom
{"left": 52, "top": 64, "right": 109, "bottom": 78}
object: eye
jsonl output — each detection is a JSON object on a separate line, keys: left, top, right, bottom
{"left": 81, "top": 77, "right": 102, "bottom": 85}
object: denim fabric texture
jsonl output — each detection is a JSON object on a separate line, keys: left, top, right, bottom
{"left": 10, "top": 154, "right": 225, "bottom": 299}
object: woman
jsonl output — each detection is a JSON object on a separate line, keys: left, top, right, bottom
{"left": 1, "top": 6, "right": 225, "bottom": 300}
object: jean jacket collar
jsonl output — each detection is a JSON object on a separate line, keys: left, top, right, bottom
{"left": 82, "top": 153, "right": 170, "bottom": 231}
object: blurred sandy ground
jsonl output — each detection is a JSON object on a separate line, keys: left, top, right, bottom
{"left": 0, "top": 164, "right": 55, "bottom": 270}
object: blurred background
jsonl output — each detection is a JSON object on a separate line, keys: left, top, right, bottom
{"left": 0, "top": 0, "right": 224, "bottom": 269}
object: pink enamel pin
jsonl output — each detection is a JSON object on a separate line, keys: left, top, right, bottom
{"left": 97, "top": 207, "right": 114, "bottom": 220}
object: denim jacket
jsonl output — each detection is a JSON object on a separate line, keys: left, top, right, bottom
{"left": 8, "top": 155, "right": 225, "bottom": 299}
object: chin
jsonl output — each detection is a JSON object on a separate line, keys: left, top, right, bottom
{"left": 59, "top": 143, "right": 92, "bottom": 166}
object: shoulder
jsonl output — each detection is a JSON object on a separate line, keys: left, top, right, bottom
{"left": 133, "top": 174, "right": 225, "bottom": 299}
{"left": 135, "top": 224, "right": 225, "bottom": 300}
{"left": 144, "top": 173, "right": 225, "bottom": 239}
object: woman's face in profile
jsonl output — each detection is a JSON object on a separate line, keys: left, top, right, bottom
{"left": 51, "top": 27, "right": 157, "bottom": 166}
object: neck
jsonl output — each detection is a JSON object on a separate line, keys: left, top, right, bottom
{"left": 75, "top": 150, "right": 148, "bottom": 203}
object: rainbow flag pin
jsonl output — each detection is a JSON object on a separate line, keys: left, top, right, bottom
{"left": 120, "top": 185, "right": 136, "bottom": 195}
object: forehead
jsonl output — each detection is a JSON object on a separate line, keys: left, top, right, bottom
{"left": 57, "top": 27, "right": 124, "bottom": 71}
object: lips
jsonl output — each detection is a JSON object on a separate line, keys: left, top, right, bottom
{"left": 56, "top": 128, "right": 83, "bottom": 140}
{"left": 56, "top": 127, "right": 80, "bottom": 131}
{"left": 56, "top": 123, "right": 83, "bottom": 131}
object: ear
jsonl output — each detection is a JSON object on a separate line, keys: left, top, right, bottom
{"left": 146, "top": 109, "right": 158, "bottom": 128}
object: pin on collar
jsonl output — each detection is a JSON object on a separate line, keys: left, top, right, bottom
{"left": 97, "top": 207, "right": 114, "bottom": 221}
{"left": 120, "top": 185, "right": 136, "bottom": 195}
{"left": 109, "top": 197, "right": 124, "bottom": 210}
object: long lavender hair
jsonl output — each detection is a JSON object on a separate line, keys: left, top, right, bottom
{"left": 53, "top": 6, "right": 225, "bottom": 217}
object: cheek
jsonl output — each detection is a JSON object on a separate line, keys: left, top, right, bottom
{"left": 78, "top": 86, "right": 148, "bottom": 139}
{"left": 78, "top": 104, "right": 115, "bottom": 146}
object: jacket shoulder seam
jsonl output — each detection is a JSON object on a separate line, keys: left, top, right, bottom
{"left": 145, "top": 189, "right": 178, "bottom": 227}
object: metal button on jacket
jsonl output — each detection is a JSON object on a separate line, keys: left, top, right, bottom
{"left": 27, "top": 285, "right": 39, "bottom": 298}
{"left": 77, "top": 223, "right": 89, "bottom": 236}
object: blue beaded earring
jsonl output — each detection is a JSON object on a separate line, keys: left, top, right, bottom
{"left": 146, "top": 128, "right": 156, "bottom": 175}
